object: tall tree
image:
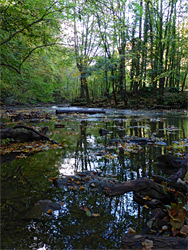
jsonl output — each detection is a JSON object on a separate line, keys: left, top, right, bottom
{"left": 0, "top": 0, "right": 69, "bottom": 74}
{"left": 73, "top": 0, "right": 100, "bottom": 102}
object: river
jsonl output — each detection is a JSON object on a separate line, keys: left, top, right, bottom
{"left": 1, "top": 107, "right": 188, "bottom": 249}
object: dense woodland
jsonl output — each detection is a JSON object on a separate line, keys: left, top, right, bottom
{"left": 0, "top": 0, "right": 188, "bottom": 107}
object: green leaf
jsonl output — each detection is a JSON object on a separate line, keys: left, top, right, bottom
{"left": 86, "top": 209, "right": 92, "bottom": 217}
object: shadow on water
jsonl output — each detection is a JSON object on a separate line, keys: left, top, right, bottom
{"left": 1, "top": 108, "right": 188, "bottom": 249}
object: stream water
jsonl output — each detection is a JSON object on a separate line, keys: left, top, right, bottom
{"left": 1, "top": 107, "right": 188, "bottom": 249}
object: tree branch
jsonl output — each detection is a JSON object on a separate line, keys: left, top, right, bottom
{"left": 1, "top": 43, "right": 72, "bottom": 74}
{"left": 0, "top": 63, "right": 21, "bottom": 74}
{"left": 0, "top": 1, "right": 59, "bottom": 46}
{"left": 19, "top": 42, "right": 71, "bottom": 71}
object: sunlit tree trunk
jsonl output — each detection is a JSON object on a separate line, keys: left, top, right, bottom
{"left": 80, "top": 71, "right": 89, "bottom": 102}
{"left": 118, "top": 44, "right": 127, "bottom": 105}
{"left": 181, "top": 62, "right": 188, "bottom": 92}
{"left": 158, "top": 0, "right": 165, "bottom": 96}
{"left": 138, "top": 0, "right": 143, "bottom": 89}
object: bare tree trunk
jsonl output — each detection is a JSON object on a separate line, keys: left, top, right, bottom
{"left": 80, "top": 72, "right": 90, "bottom": 102}
{"left": 181, "top": 62, "right": 188, "bottom": 91}
{"left": 121, "top": 234, "right": 188, "bottom": 249}
{"left": 111, "top": 68, "right": 118, "bottom": 105}
{"left": 118, "top": 45, "right": 127, "bottom": 105}
{"left": 158, "top": 0, "right": 165, "bottom": 96}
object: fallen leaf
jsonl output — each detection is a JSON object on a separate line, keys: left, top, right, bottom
{"left": 162, "top": 225, "right": 168, "bottom": 231}
{"left": 90, "top": 183, "right": 96, "bottom": 188}
{"left": 147, "top": 220, "right": 153, "bottom": 229}
{"left": 143, "top": 195, "right": 151, "bottom": 201}
{"left": 171, "top": 227, "right": 179, "bottom": 237}
{"left": 82, "top": 206, "right": 89, "bottom": 212}
{"left": 128, "top": 227, "right": 136, "bottom": 234}
{"left": 80, "top": 186, "right": 85, "bottom": 191}
{"left": 167, "top": 206, "right": 187, "bottom": 223}
{"left": 46, "top": 209, "right": 53, "bottom": 214}
{"left": 180, "top": 225, "right": 188, "bottom": 237}
{"left": 142, "top": 239, "right": 153, "bottom": 249}
{"left": 143, "top": 205, "right": 149, "bottom": 209}
{"left": 170, "top": 218, "right": 184, "bottom": 229}
{"left": 61, "top": 141, "right": 66, "bottom": 147}
{"left": 74, "top": 180, "right": 81, "bottom": 185}
{"left": 92, "top": 213, "right": 100, "bottom": 217}
{"left": 86, "top": 209, "right": 92, "bottom": 217}
{"left": 49, "top": 177, "right": 58, "bottom": 182}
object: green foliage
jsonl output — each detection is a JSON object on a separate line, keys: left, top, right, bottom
{"left": 0, "top": 0, "right": 188, "bottom": 105}
{"left": 162, "top": 92, "right": 187, "bottom": 108}
{"left": 1, "top": 138, "right": 14, "bottom": 145}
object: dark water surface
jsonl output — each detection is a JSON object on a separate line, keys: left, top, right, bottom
{"left": 1, "top": 107, "right": 188, "bottom": 249}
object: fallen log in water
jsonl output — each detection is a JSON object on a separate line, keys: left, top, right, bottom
{"left": 104, "top": 178, "right": 165, "bottom": 198}
{"left": 152, "top": 175, "right": 188, "bottom": 193}
{"left": 104, "top": 153, "right": 188, "bottom": 199}
{"left": 1, "top": 127, "right": 41, "bottom": 141}
{"left": 153, "top": 153, "right": 188, "bottom": 192}
{"left": 157, "top": 154, "right": 183, "bottom": 169}
{"left": 13, "top": 125, "right": 57, "bottom": 144}
{"left": 104, "top": 177, "right": 186, "bottom": 206}
{"left": 56, "top": 108, "right": 106, "bottom": 114}
{"left": 120, "top": 234, "right": 188, "bottom": 249}
{"left": 1, "top": 125, "right": 57, "bottom": 144}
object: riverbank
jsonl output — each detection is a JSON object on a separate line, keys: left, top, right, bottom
{"left": 73, "top": 91, "right": 188, "bottom": 110}
{"left": 1, "top": 90, "right": 187, "bottom": 111}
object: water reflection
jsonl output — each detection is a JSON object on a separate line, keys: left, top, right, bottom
{"left": 1, "top": 109, "right": 187, "bottom": 249}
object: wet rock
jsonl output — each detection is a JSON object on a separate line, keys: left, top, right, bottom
{"left": 53, "top": 171, "right": 120, "bottom": 192}
{"left": 25, "top": 199, "right": 61, "bottom": 219}
{"left": 35, "top": 199, "right": 61, "bottom": 213}
{"left": 4, "top": 96, "right": 14, "bottom": 105}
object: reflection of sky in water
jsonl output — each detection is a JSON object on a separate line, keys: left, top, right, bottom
{"left": 3, "top": 108, "right": 187, "bottom": 249}
{"left": 58, "top": 158, "right": 76, "bottom": 175}
{"left": 55, "top": 109, "right": 187, "bottom": 236}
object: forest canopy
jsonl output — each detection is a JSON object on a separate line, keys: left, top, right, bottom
{"left": 0, "top": 0, "right": 188, "bottom": 106}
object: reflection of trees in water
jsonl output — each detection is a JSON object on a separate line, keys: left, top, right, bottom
{"left": 73, "top": 115, "right": 186, "bottom": 181}
{"left": 21, "top": 191, "right": 148, "bottom": 249}
{"left": 2, "top": 113, "right": 187, "bottom": 249}
{"left": 75, "top": 120, "right": 89, "bottom": 172}
{"left": 1, "top": 150, "right": 63, "bottom": 248}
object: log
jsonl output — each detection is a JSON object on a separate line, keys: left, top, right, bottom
{"left": 154, "top": 153, "right": 188, "bottom": 192}
{"left": 168, "top": 158, "right": 188, "bottom": 182}
{"left": 104, "top": 178, "right": 165, "bottom": 198}
{"left": 1, "top": 127, "right": 41, "bottom": 141}
{"left": 152, "top": 175, "right": 188, "bottom": 193}
{"left": 0, "top": 125, "right": 58, "bottom": 144}
{"left": 121, "top": 234, "right": 188, "bottom": 249}
{"left": 133, "top": 192, "right": 162, "bottom": 207}
{"left": 13, "top": 125, "right": 58, "bottom": 144}
{"left": 157, "top": 154, "right": 184, "bottom": 169}
{"left": 56, "top": 108, "right": 106, "bottom": 114}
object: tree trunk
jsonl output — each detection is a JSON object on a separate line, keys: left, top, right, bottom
{"left": 118, "top": 45, "right": 127, "bottom": 105}
{"left": 181, "top": 62, "right": 188, "bottom": 91}
{"left": 111, "top": 67, "right": 118, "bottom": 105}
{"left": 158, "top": 0, "right": 165, "bottom": 96}
{"left": 80, "top": 72, "right": 90, "bottom": 103}
{"left": 121, "top": 234, "right": 188, "bottom": 249}
{"left": 103, "top": 177, "right": 165, "bottom": 197}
